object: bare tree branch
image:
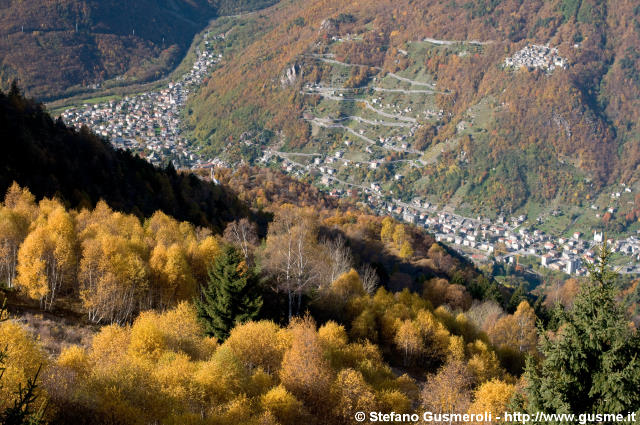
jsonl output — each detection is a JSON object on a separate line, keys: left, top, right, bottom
{"left": 359, "top": 263, "right": 380, "bottom": 295}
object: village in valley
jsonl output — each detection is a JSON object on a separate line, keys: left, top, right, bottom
{"left": 59, "top": 30, "right": 640, "bottom": 277}
{"left": 60, "top": 31, "right": 228, "bottom": 170}
{"left": 268, "top": 142, "right": 640, "bottom": 276}
{"left": 384, "top": 197, "right": 640, "bottom": 276}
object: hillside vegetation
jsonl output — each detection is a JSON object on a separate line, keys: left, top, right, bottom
{"left": 0, "top": 83, "right": 639, "bottom": 423}
{"left": 0, "top": 0, "right": 278, "bottom": 100}
{"left": 1, "top": 184, "right": 639, "bottom": 423}
{"left": 187, "top": 0, "right": 640, "bottom": 214}
{"left": 0, "top": 183, "right": 552, "bottom": 423}
{"left": 0, "top": 87, "right": 246, "bottom": 230}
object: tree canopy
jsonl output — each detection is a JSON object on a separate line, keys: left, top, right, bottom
{"left": 195, "top": 245, "right": 263, "bottom": 340}
{"left": 524, "top": 244, "right": 640, "bottom": 415}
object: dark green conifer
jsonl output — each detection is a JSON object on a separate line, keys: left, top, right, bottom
{"left": 195, "top": 245, "right": 262, "bottom": 340}
{"left": 524, "top": 243, "right": 640, "bottom": 416}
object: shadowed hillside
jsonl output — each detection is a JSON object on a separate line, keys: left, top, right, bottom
{"left": 0, "top": 86, "right": 246, "bottom": 230}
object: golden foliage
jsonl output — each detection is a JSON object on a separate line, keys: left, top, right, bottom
{"left": 330, "top": 269, "right": 365, "bottom": 299}
{"left": 488, "top": 301, "right": 537, "bottom": 354}
{"left": 279, "top": 316, "right": 333, "bottom": 411}
{"left": 261, "top": 385, "right": 306, "bottom": 425}
{"left": 6, "top": 185, "right": 221, "bottom": 322}
{"left": 422, "top": 360, "right": 473, "bottom": 423}
{"left": 331, "top": 369, "right": 376, "bottom": 421}
{"left": 0, "top": 320, "right": 47, "bottom": 411}
{"left": 37, "top": 301, "right": 426, "bottom": 424}
{"left": 16, "top": 198, "right": 76, "bottom": 309}
{"left": 224, "top": 320, "right": 288, "bottom": 374}
{"left": 468, "top": 379, "right": 516, "bottom": 422}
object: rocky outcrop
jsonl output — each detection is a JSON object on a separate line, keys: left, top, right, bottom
{"left": 280, "top": 63, "right": 302, "bottom": 87}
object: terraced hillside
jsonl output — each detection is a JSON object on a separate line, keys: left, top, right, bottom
{"left": 283, "top": 40, "right": 474, "bottom": 202}
{"left": 186, "top": 0, "right": 640, "bottom": 231}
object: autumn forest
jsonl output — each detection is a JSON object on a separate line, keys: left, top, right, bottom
{"left": 1, "top": 108, "right": 639, "bottom": 423}
{"left": 1, "top": 0, "right": 640, "bottom": 423}
{"left": 2, "top": 175, "right": 637, "bottom": 424}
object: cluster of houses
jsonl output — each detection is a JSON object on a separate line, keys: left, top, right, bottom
{"left": 267, "top": 148, "right": 420, "bottom": 192}
{"left": 267, "top": 140, "right": 640, "bottom": 277}
{"left": 504, "top": 44, "right": 568, "bottom": 72}
{"left": 62, "top": 33, "right": 224, "bottom": 169}
{"left": 383, "top": 199, "right": 640, "bottom": 275}
{"left": 304, "top": 153, "right": 640, "bottom": 276}
{"left": 273, "top": 157, "right": 640, "bottom": 276}
{"left": 330, "top": 34, "right": 362, "bottom": 43}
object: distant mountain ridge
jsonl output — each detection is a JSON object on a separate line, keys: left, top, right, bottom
{"left": 0, "top": 0, "right": 277, "bottom": 100}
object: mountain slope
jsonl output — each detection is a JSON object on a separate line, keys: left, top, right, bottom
{"left": 0, "top": 0, "right": 277, "bottom": 100}
{"left": 0, "top": 86, "right": 246, "bottom": 230}
{"left": 187, "top": 0, "right": 640, "bottom": 216}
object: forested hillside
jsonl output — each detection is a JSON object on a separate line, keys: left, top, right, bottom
{"left": 187, "top": 0, "right": 640, "bottom": 213}
{"left": 1, "top": 80, "right": 639, "bottom": 423}
{"left": 0, "top": 0, "right": 278, "bottom": 100}
{"left": 1, "top": 183, "right": 639, "bottom": 424}
{"left": 0, "top": 86, "right": 246, "bottom": 230}
{"left": 213, "top": 0, "right": 279, "bottom": 15}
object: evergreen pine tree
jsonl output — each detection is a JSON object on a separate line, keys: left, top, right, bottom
{"left": 524, "top": 242, "right": 640, "bottom": 417}
{"left": 508, "top": 281, "right": 528, "bottom": 312}
{"left": 194, "top": 245, "right": 262, "bottom": 340}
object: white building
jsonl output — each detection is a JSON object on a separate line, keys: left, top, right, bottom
{"left": 566, "top": 258, "right": 580, "bottom": 275}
